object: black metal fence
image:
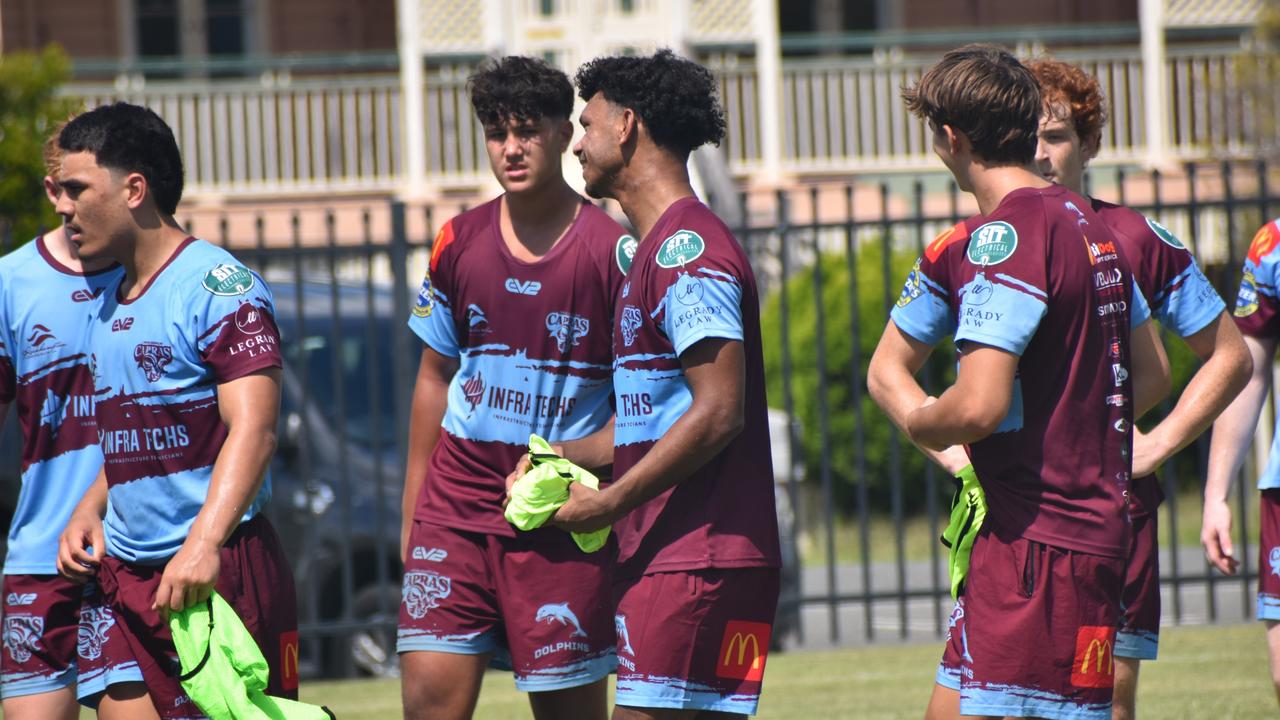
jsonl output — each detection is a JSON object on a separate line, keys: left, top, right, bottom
{"left": 174, "top": 159, "right": 1278, "bottom": 675}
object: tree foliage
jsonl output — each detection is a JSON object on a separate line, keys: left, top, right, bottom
{"left": 761, "top": 236, "right": 954, "bottom": 515}
{"left": 0, "top": 45, "right": 79, "bottom": 249}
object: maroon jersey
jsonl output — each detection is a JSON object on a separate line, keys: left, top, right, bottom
{"left": 407, "top": 198, "right": 629, "bottom": 535}
{"left": 892, "top": 185, "right": 1140, "bottom": 558}
{"left": 611, "top": 197, "right": 780, "bottom": 578}
{"left": 1093, "top": 200, "right": 1226, "bottom": 517}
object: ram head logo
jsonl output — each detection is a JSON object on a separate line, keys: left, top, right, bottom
{"left": 402, "top": 571, "right": 452, "bottom": 620}
{"left": 133, "top": 342, "right": 174, "bottom": 382}
{"left": 3, "top": 615, "right": 44, "bottom": 663}
{"left": 77, "top": 607, "right": 117, "bottom": 662}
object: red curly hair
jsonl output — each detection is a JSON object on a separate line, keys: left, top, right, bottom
{"left": 1026, "top": 58, "right": 1108, "bottom": 148}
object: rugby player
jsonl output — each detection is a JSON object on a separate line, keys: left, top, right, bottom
{"left": 398, "top": 56, "right": 626, "bottom": 720}
{"left": 868, "top": 44, "right": 1173, "bottom": 720}
{"left": 1028, "top": 57, "right": 1251, "bottom": 720}
{"left": 561, "top": 49, "right": 781, "bottom": 718}
{"left": 53, "top": 102, "right": 296, "bottom": 720}
{"left": 1204, "top": 216, "right": 1280, "bottom": 708}
{"left": 0, "top": 126, "right": 123, "bottom": 720}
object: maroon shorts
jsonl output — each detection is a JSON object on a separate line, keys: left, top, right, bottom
{"left": 396, "top": 520, "right": 616, "bottom": 692}
{"left": 1, "top": 574, "right": 82, "bottom": 698}
{"left": 937, "top": 530, "right": 1124, "bottom": 720}
{"left": 1116, "top": 508, "right": 1159, "bottom": 659}
{"left": 77, "top": 515, "right": 298, "bottom": 719}
{"left": 1258, "top": 489, "right": 1280, "bottom": 620}
{"left": 613, "top": 567, "right": 779, "bottom": 715}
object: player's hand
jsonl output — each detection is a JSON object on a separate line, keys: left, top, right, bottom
{"left": 550, "top": 482, "right": 614, "bottom": 534}
{"left": 503, "top": 453, "right": 534, "bottom": 509}
{"left": 153, "top": 538, "right": 221, "bottom": 616}
{"left": 935, "top": 445, "right": 970, "bottom": 475}
{"left": 1201, "top": 499, "right": 1239, "bottom": 576}
{"left": 56, "top": 509, "right": 105, "bottom": 583}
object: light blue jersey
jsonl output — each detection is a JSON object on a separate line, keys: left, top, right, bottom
{"left": 0, "top": 236, "right": 122, "bottom": 574}
{"left": 1234, "top": 219, "right": 1280, "bottom": 490}
{"left": 90, "top": 238, "right": 282, "bottom": 563}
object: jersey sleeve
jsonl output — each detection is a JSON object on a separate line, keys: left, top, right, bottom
{"left": 890, "top": 223, "right": 966, "bottom": 345}
{"left": 1234, "top": 221, "right": 1280, "bottom": 338}
{"left": 191, "top": 262, "right": 283, "bottom": 382}
{"left": 1130, "top": 279, "right": 1151, "bottom": 329}
{"left": 407, "top": 221, "right": 461, "bottom": 358}
{"left": 1137, "top": 217, "right": 1225, "bottom": 336}
{"left": 953, "top": 219, "right": 1048, "bottom": 355}
{"left": 0, "top": 275, "right": 14, "bottom": 404}
{"left": 649, "top": 227, "right": 745, "bottom": 357}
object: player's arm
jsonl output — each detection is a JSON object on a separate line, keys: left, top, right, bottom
{"left": 1130, "top": 319, "right": 1172, "bottom": 417}
{"left": 1133, "top": 313, "right": 1251, "bottom": 476}
{"left": 153, "top": 368, "right": 282, "bottom": 614}
{"left": 550, "top": 337, "right": 744, "bottom": 533}
{"left": 57, "top": 466, "right": 108, "bottom": 583}
{"left": 506, "top": 418, "right": 617, "bottom": 500}
{"left": 1202, "top": 333, "right": 1274, "bottom": 574}
{"left": 867, "top": 320, "right": 972, "bottom": 474}
{"left": 402, "top": 345, "right": 457, "bottom": 559}
{"left": 905, "top": 342, "right": 1019, "bottom": 451}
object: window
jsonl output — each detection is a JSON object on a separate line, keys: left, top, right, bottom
{"left": 206, "top": 0, "right": 246, "bottom": 57}
{"left": 136, "top": 0, "right": 179, "bottom": 59}
{"left": 539, "top": 0, "right": 555, "bottom": 17}
{"left": 620, "top": 0, "right": 634, "bottom": 12}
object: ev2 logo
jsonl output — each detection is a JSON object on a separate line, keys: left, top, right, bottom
{"left": 505, "top": 278, "right": 542, "bottom": 296}
{"left": 412, "top": 547, "right": 448, "bottom": 562}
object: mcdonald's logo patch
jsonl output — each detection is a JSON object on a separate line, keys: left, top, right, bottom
{"left": 715, "top": 620, "right": 771, "bottom": 681}
{"left": 1070, "top": 625, "right": 1115, "bottom": 688}
{"left": 280, "top": 630, "right": 300, "bottom": 691}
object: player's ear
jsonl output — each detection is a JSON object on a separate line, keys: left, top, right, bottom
{"left": 1082, "top": 132, "right": 1101, "bottom": 163}
{"left": 557, "top": 118, "right": 574, "bottom": 150}
{"left": 618, "top": 107, "right": 638, "bottom": 146}
{"left": 122, "top": 171, "right": 149, "bottom": 211}
{"left": 943, "top": 125, "right": 966, "bottom": 156}
{"left": 43, "top": 176, "right": 60, "bottom": 205}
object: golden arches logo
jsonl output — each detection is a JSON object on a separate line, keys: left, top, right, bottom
{"left": 280, "top": 631, "right": 300, "bottom": 691}
{"left": 1080, "top": 638, "right": 1113, "bottom": 675}
{"left": 724, "top": 632, "right": 762, "bottom": 668}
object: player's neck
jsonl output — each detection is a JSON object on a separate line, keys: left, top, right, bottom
{"left": 612, "top": 154, "right": 697, "bottom": 241}
{"left": 500, "top": 180, "right": 581, "bottom": 261}
{"left": 970, "top": 162, "right": 1051, "bottom": 216}
{"left": 41, "top": 227, "right": 114, "bottom": 274}
{"left": 118, "top": 219, "right": 190, "bottom": 299}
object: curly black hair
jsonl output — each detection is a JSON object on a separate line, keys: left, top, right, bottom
{"left": 575, "top": 49, "right": 726, "bottom": 157}
{"left": 468, "top": 56, "right": 575, "bottom": 126}
{"left": 59, "top": 102, "right": 185, "bottom": 215}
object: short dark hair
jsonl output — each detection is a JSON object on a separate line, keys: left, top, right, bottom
{"left": 575, "top": 48, "right": 726, "bottom": 158}
{"left": 468, "top": 56, "right": 574, "bottom": 126}
{"left": 902, "top": 44, "right": 1041, "bottom": 165}
{"left": 59, "top": 102, "right": 184, "bottom": 215}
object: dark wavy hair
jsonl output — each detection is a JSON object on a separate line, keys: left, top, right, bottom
{"left": 575, "top": 49, "right": 726, "bottom": 157}
{"left": 468, "top": 56, "right": 574, "bottom": 126}
{"left": 1027, "top": 57, "right": 1109, "bottom": 148}
{"left": 902, "top": 44, "right": 1041, "bottom": 165}
{"left": 59, "top": 102, "right": 184, "bottom": 215}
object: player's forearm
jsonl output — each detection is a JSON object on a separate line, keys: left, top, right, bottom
{"left": 1143, "top": 324, "right": 1252, "bottom": 468}
{"left": 190, "top": 423, "right": 275, "bottom": 549}
{"left": 1204, "top": 369, "right": 1270, "bottom": 503}
{"left": 1131, "top": 320, "right": 1172, "bottom": 417}
{"left": 72, "top": 468, "right": 109, "bottom": 519}
{"left": 598, "top": 396, "right": 741, "bottom": 521}
{"left": 402, "top": 375, "right": 449, "bottom": 520}
{"left": 557, "top": 417, "right": 615, "bottom": 472}
{"left": 868, "top": 326, "right": 967, "bottom": 473}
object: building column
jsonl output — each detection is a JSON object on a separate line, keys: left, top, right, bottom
{"left": 1140, "top": 0, "right": 1170, "bottom": 168}
{"left": 397, "top": 0, "right": 428, "bottom": 199}
{"left": 754, "top": 0, "right": 783, "bottom": 186}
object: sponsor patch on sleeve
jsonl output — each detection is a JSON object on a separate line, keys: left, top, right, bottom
{"left": 202, "top": 264, "right": 256, "bottom": 296}
{"left": 925, "top": 222, "right": 967, "bottom": 263}
{"left": 1247, "top": 223, "right": 1280, "bottom": 265}
{"left": 1235, "top": 270, "right": 1260, "bottom": 317}
{"left": 896, "top": 259, "right": 926, "bottom": 309}
{"left": 656, "top": 230, "right": 706, "bottom": 269}
{"left": 965, "top": 221, "right": 1018, "bottom": 266}
{"left": 412, "top": 271, "right": 434, "bottom": 318}
{"left": 616, "top": 234, "right": 638, "bottom": 273}
{"left": 1145, "top": 217, "right": 1185, "bottom": 250}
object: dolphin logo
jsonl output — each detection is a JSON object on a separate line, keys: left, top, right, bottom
{"left": 615, "top": 613, "right": 635, "bottom": 655}
{"left": 536, "top": 602, "right": 587, "bottom": 638}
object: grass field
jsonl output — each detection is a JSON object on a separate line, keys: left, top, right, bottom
{"left": 284, "top": 622, "right": 1275, "bottom": 719}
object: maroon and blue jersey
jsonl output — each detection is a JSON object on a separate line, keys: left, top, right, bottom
{"left": 1093, "top": 200, "right": 1227, "bottom": 515}
{"left": 611, "top": 197, "right": 780, "bottom": 579}
{"left": 90, "top": 238, "right": 282, "bottom": 564}
{"left": 0, "top": 237, "right": 123, "bottom": 574}
{"left": 407, "top": 198, "right": 629, "bottom": 535}
{"left": 891, "top": 185, "right": 1145, "bottom": 558}
{"left": 1233, "top": 219, "right": 1280, "bottom": 490}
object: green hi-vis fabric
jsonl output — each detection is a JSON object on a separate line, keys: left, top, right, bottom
{"left": 939, "top": 464, "right": 988, "bottom": 601}
{"left": 169, "top": 592, "right": 334, "bottom": 720}
{"left": 504, "top": 434, "right": 611, "bottom": 553}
